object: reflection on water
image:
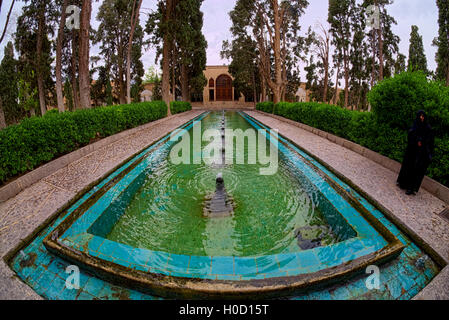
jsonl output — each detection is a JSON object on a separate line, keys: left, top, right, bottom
{"left": 105, "top": 112, "right": 340, "bottom": 257}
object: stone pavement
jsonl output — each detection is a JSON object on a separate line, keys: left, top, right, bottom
{"left": 0, "top": 110, "right": 204, "bottom": 300}
{"left": 1, "top": 109, "right": 448, "bottom": 299}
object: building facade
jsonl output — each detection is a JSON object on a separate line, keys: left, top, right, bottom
{"left": 192, "top": 65, "right": 254, "bottom": 109}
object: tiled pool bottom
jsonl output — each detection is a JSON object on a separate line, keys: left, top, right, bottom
{"left": 10, "top": 204, "right": 439, "bottom": 300}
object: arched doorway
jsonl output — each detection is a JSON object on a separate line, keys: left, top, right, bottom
{"left": 216, "top": 75, "right": 233, "bottom": 101}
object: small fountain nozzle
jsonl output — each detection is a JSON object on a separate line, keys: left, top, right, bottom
{"left": 203, "top": 173, "right": 234, "bottom": 218}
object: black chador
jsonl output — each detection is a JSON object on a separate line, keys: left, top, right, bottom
{"left": 397, "top": 110, "right": 435, "bottom": 195}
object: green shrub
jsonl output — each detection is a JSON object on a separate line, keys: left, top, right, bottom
{"left": 368, "top": 71, "right": 449, "bottom": 136}
{"left": 170, "top": 101, "right": 192, "bottom": 115}
{"left": 256, "top": 101, "right": 274, "bottom": 113}
{"left": 0, "top": 101, "right": 167, "bottom": 185}
{"left": 428, "top": 137, "right": 449, "bottom": 187}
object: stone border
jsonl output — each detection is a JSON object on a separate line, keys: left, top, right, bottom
{"left": 0, "top": 115, "right": 180, "bottom": 203}
{"left": 255, "top": 110, "right": 449, "bottom": 206}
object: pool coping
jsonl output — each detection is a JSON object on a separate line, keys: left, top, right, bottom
{"left": 41, "top": 111, "right": 405, "bottom": 299}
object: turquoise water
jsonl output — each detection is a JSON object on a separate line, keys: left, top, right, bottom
{"left": 100, "top": 112, "right": 341, "bottom": 257}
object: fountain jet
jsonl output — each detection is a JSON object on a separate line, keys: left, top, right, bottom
{"left": 203, "top": 173, "right": 234, "bottom": 218}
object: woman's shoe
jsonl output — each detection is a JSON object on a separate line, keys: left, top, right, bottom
{"left": 406, "top": 190, "right": 416, "bottom": 196}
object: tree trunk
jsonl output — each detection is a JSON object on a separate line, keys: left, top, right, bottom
{"left": 36, "top": 3, "right": 46, "bottom": 115}
{"left": 378, "top": 27, "right": 384, "bottom": 81}
{"left": 446, "top": 65, "right": 449, "bottom": 86}
{"left": 344, "top": 53, "right": 349, "bottom": 109}
{"left": 71, "top": 30, "right": 81, "bottom": 110}
{"left": 374, "top": 0, "right": 384, "bottom": 82}
{"left": 180, "top": 63, "right": 189, "bottom": 102}
{"left": 252, "top": 69, "right": 257, "bottom": 106}
{"left": 323, "top": 57, "right": 329, "bottom": 103}
{"left": 79, "top": 0, "right": 92, "bottom": 109}
{"left": 272, "top": 1, "right": 282, "bottom": 104}
{"left": 371, "top": 30, "right": 376, "bottom": 87}
{"left": 162, "top": 0, "right": 173, "bottom": 115}
{"left": 118, "top": 60, "right": 126, "bottom": 104}
{"left": 0, "top": 97, "right": 6, "bottom": 129}
{"left": 259, "top": 69, "right": 266, "bottom": 102}
{"left": 333, "top": 65, "right": 340, "bottom": 105}
{"left": 171, "top": 41, "right": 177, "bottom": 101}
{"left": 126, "top": 0, "right": 143, "bottom": 104}
{"left": 56, "top": 0, "right": 68, "bottom": 113}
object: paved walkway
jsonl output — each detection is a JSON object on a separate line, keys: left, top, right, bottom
{"left": 0, "top": 109, "right": 448, "bottom": 299}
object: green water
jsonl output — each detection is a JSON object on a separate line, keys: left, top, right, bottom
{"left": 106, "top": 112, "right": 339, "bottom": 257}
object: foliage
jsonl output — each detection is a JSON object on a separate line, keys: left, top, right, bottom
{"left": 256, "top": 101, "right": 274, "bottom": 113}
{"left": 170, "top": 101, "right": 192, "bottom": 115}
{"left": 434, "top": 0, "right": 449, "bottom": 85}
{"left": 0, "top": 101, "right": 167, "bottom": 185}
{"left": 408, "top": 25, "right": 428, "bottom": 74}
{"left": 0, "top": 42, "right": 20, "bottom": 124}
{"left": 368, "top": 71, "right": 449, "bottom": 135}
{"left": 257, "top": 93, "right": 449, "bottom": 187}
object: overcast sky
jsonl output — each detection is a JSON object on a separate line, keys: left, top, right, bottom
{"left": 0, "top": 0, "right": 439, "bottom": 78}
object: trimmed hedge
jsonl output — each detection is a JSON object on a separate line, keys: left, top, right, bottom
{"left": 170, "top": 101, "right": 192, "bottom": 115}
{"left": 0, "top": 101, "right": 168, "bottom": 185}
{"left": 257, "top": 101, "right": 449, "bottom": 188}
{"left": 257, "top": 101, "right": 275, "bottom": 114}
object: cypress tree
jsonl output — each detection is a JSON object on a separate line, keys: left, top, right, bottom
{"left": 434, "top": 0, "right": 449, "bottom": 85}
{"left": 408, "top": 25, "right": 428, "bottom": 74}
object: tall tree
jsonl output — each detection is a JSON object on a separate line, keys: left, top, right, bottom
{"left": 222, "top": 1, "right": 263, "bottom": 105}
{"left": 15, "top": 0, "right": 56, "bottom": 116}
{"left": 222, "top": 35, "right": 261, "bottom": 105}
{"left": 176, "top": 0, "right": 207, "bottom": 102}
{"left": 162, "top": 0, "right": 175, "bottom": 111}
{"left": 434, "top": 0, "right": 449, "bottom": 85}
{"left": 363, "top": 0, "right": 399, "bottom": 82}
{"left": 0, "top": 42, "right": 20, "bottom": 125}
{"left": 126, "top": 0, "right": 143, "bottom": 104}
{"left": 96, "top": 0, "right": 144, "bottom": 105}
{"left": 227, "top": 0, "right": 308, "bottom": 104}
{"left": 78, "top": 0, "right": 92, "bottom": 109}
{"left": 408, "top": 25, "right": 428, "bottom": 74}
{"left": 146, "top": 0, "right": 207, "bottom": 108}
{"left": 328, "top": 0, "right": 355, "bottom": 109}
{"left": 305, "top": 23, "right": 332, "bottom": 103}
{"left": 349, "top": 3, "right": 370, "bottom": 110}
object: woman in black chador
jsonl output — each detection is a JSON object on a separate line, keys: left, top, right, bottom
{"left": 397, "top": 110, "right": 435, "bottom": 195}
